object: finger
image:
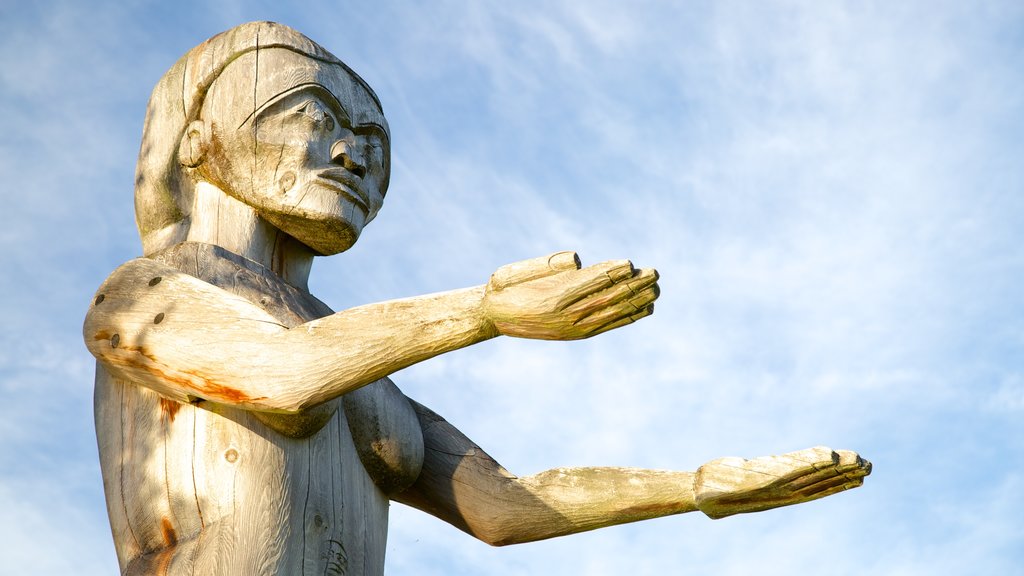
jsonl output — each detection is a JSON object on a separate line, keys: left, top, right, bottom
{"left": 489, "top": 251, "right": 581, "bottom": 290}
{"left": 627, "top": 267, "right": 660, "bottom": 292}
{"left": 794, "top": 472, "right": 864, "bottom": 499}
{"left": 573, "top": 287, "right": 658, "bottom": 331}
{"left": 549, "top": 251, "right": 583, "bottom": 271}
{"left": 563, "top": 269, "right": 660, "bottom": 315}
{"left": 555, "top": 259, "right": 635, "bottom": 308}
{"left": 786, "top": 453, "right": 871, "bottom": 490}
{"left": 577, "top": 295, "right": 655, "bottom": 336}
{"left": 700, "top": 448, "right": 841, "bottom": 493}
{"left": 714, "top": 455, "right": 821, "bottom": 487}
{"left": 802, "top": 481, "right": 865, "bottom": 502}
{"left": 852, "top": 458, "right": 872, "bottom": 477}
{"left": 628, "top": 286, "right": 660, "bottom": 312}
{"left": 695, "top": 456, "right": 755, "bottom": 495}
{"left": 595, "top": 304, "right": 655, "bottom": 336}
{"left": 603, "top": 259, "right": 637, "bottom": 283}
{"left": 835, "top": 450, "right": 871, "bottom": 476}
{"left": 787, "top": 465, "right": 851, "bottom": 490}
{"left": 783, "top": 446, "right": 840, "bottom": 470}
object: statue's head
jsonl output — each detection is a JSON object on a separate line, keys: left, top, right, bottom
{"left": 135, "top": 21, "right": 390, "bottom": 256}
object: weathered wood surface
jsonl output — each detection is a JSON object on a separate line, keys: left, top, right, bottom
{"left": 695, "top": 446, "right": 870, "bottom": 519}
{"left": 86, "top": 21, "right": 870, "bottom": 576}
{"left": 395, "top": 402, "right": 869, "bottom": 545}
{"left": 85, "top": 248, "right": 657, "bottom": 414}
{"left": 94, "top": 242, "right": 396, "bottom": 575}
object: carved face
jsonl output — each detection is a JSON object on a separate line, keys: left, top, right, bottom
{"left": 197, "top": 49, "right": 390, "bottom": 255}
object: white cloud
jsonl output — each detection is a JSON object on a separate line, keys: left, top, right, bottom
{"left": 2, "top": 1, "right": 1023, "bottom": 574}
{"left": 0, "top": 479, "right": 117, "bottom": 574}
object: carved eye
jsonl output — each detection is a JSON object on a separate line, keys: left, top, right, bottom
{"left": 298, "top": 101, "right": 334, "bottom": 132}
{"left": 366, "top": 139, "right": 386, "bottom": 166}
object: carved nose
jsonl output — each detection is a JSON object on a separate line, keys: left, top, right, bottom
{"left": 330, "top": 139, "right": 366, "bottom": 178}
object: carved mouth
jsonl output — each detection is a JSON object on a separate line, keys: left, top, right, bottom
{"left": 318, "top": 170, "right": 370, "bottom": 212}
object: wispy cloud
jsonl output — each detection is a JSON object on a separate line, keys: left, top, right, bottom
{"left": 2, "top": 1, "right": 1022, "bottom": 574}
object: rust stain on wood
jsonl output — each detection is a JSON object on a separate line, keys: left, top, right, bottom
{"left": 154, "top": 548, "right": 174, "bottom": 576}
{"left": 199, "top": 381, "right": 253, "bottom": 403}
{"left": 160, "top": 517, "right": 178, "bottom": 546}
{"left": 100, "top": 343, "right": 268, "bottom": 408}
{"left": 121, "top": 344, "right": 255, "bottom": 402}
{"left": 159, "top": 397, "right": 182, "bottom": 422}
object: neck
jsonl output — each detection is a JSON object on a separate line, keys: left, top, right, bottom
{"left": 186, "top": 181, "right": 314, "bottom": 290}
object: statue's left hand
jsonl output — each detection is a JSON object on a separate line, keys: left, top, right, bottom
{"left": 483, "top": 251, "right": 659, "bottom": 340}
{"left": 694, "top": 446, "right": 872, "bottom": 519}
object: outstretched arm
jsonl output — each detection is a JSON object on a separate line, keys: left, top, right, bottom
{"left": 83, "top": 252, "right": 658, "bottom": 413}
{"left": 392, "top": 400, "right": 699, "bottom": 546}
{"left": 394, "top": 401, "right": 871, "bottom": 545}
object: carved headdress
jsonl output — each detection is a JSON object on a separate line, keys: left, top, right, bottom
{"left": 134, "top": 21, "right": 385, "bottom": 256}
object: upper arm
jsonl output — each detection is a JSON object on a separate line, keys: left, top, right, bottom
{"left": 343, "top": 378, "right": 425, "bottom": 495}
{"left": 391, "top": 400, "right": 523, "bottom": 543}
{"left": 83, "top": 258, "right": 294, "bottom": 409}
{"left": 85, "top": 258, "right": 497, "bottom": 414}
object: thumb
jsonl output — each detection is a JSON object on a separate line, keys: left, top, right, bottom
{"left": 488, "top": 251, "right": 581, "bottom": 290}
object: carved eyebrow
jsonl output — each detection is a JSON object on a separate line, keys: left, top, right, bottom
{"left": 354, "top": 122, "right": 389, "bottom": 144}
{"left": 235, "top": 83, "right": 348, "bottom": 129}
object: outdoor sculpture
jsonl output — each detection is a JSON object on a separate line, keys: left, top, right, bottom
{"left": 83, "top": 22, "right": 871, "bottom": 575}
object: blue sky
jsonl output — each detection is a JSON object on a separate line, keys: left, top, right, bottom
{"left": 2, "top": 1, "right": 1023, "bottom": 574}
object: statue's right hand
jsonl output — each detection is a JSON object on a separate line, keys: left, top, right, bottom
{"left": 483, "top": 251, "right": 659, "bottom": 340}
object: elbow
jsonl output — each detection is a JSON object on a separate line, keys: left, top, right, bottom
{"left": 473, "top": 525, "right": 523, "bottom": 548}
{"left": 231, "top": 390, "right": 323, "bottom": 415}
{"left": 474, "top": 525, "right": 545, "bottom": 547}
{"left": 464, "top": 509, "right": 547, "bottom": 547}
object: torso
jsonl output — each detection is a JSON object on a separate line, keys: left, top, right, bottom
{"left": 94, "top": 243, "right": 405, "bottom": 575}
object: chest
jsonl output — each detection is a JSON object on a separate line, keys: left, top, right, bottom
{"left": 94, "top": 243, "right": 405, "bottom": 573}
{"left": 96, "top": 371, "right": 390, "bottom": 574}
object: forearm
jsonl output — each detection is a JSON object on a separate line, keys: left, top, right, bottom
{"left": 283, "top": 285, "right": 496, "bottom": 408}
{"left": 482, "top": 467, "right": 698, "bottom": 545}
{"left": 84, "top": 258, "right": 496, "bottom": 412}
{"left": 394, "top": 401, "right": 698, "bottom": 546}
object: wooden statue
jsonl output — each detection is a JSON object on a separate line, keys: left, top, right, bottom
{"left": 83, "top": 22, "right": 870, "bottom": 575}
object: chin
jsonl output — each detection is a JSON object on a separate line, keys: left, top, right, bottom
{"left": 263, "top": 208, "right": 364, "bottom": 256}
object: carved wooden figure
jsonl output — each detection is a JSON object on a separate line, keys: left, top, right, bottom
{"left": 84, "top": 22, "right": 871, "bottom": 575}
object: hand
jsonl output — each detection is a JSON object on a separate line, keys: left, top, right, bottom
{"left": 483, "top": 251, "right": 659, "bottom": 340}
{"left": 694, "top": 446, "right": 872, "bottom": 519}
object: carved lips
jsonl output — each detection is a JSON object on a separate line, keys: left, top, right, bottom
{"left": 318, "top": 169, "right": 371, "bottom": 214}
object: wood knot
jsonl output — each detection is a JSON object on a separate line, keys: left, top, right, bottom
{"left": 224, "top": 448, "right": 239, "bottom": 463}
{"left": 110, "top": 334, "right": 120, "bottom": 348}
{"left": 154, "top": 312, "right": 165, "bottom": 324}
{"left": 148, "top": 276, "right": 163, "bottom": 287}
{"left": 94, "top": 294, "right": 105, "bottom": 305}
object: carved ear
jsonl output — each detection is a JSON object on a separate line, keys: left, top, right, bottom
{"left": 178, "top": 120, "right": 209, "bottom": 168}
